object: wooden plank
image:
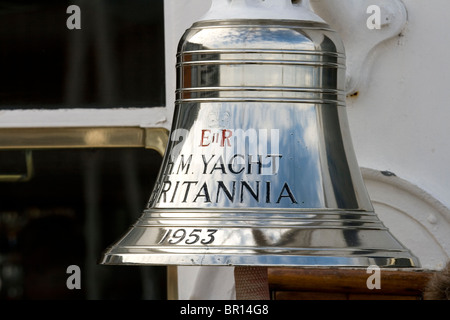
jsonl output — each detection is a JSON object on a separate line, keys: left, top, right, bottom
{"left": 275, "top": 291, "right": 348, "bottom": 300}
{"left": 274, "top": 290, "right": 421, "bottom": 300}
{"left": 348, "top": 293, "right": 420, "bottom": 300}
{"left": 268, "top": 267, "right": 433, "bottom": 296}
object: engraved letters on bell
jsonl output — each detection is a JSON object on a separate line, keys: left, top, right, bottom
{"left": 101, "top": 1, "right": 419, "bottom": 268}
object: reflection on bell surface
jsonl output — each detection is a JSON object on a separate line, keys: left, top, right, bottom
{"left": 100, "top": 1, "right": 419, "bottom": 268}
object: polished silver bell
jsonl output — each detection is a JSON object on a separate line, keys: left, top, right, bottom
{"left": 101, "top": 1, "right": 419, "bottom": 268}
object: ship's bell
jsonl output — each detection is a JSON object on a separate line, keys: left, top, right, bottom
{"left": 101, "top": 0, "right": 419, "bottom": 268}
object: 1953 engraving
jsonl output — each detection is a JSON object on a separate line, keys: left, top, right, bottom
{"left": 158, "top": 228, "right": 218, "bottom": 245}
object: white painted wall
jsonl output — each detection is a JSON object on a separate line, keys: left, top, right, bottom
{"left": 345, "top": 0, "right": 450, "bottom": 211}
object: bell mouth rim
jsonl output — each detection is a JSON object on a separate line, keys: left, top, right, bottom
{"left": 143, "top": 207, "right": 374, "bottom": 213}
{"left": 100, "top": 252, "right": 420, "bottom": 268}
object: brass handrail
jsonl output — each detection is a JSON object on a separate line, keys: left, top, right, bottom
{"left": 0, "top": 150, "right": 34, "bottom": 182}
{"left": 0, "top": 127, "right": 169, "bottom": 182}
{"left": 0, "top": 127, "right": 169, "bottom": 155}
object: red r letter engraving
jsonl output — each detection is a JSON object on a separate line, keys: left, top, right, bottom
{"left": 221, "top": 129, "right": 232, "bottom": 147}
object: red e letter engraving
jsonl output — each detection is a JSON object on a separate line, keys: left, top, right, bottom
{"left": 200, "top": 130, "right": 211, "bottom": 147}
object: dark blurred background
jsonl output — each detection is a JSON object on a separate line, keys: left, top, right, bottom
{"left": 0, "top": 0, "right": 165, "bottom": 109}
{"left": 0, "top": 0, "right": 167, "bottom": 300}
